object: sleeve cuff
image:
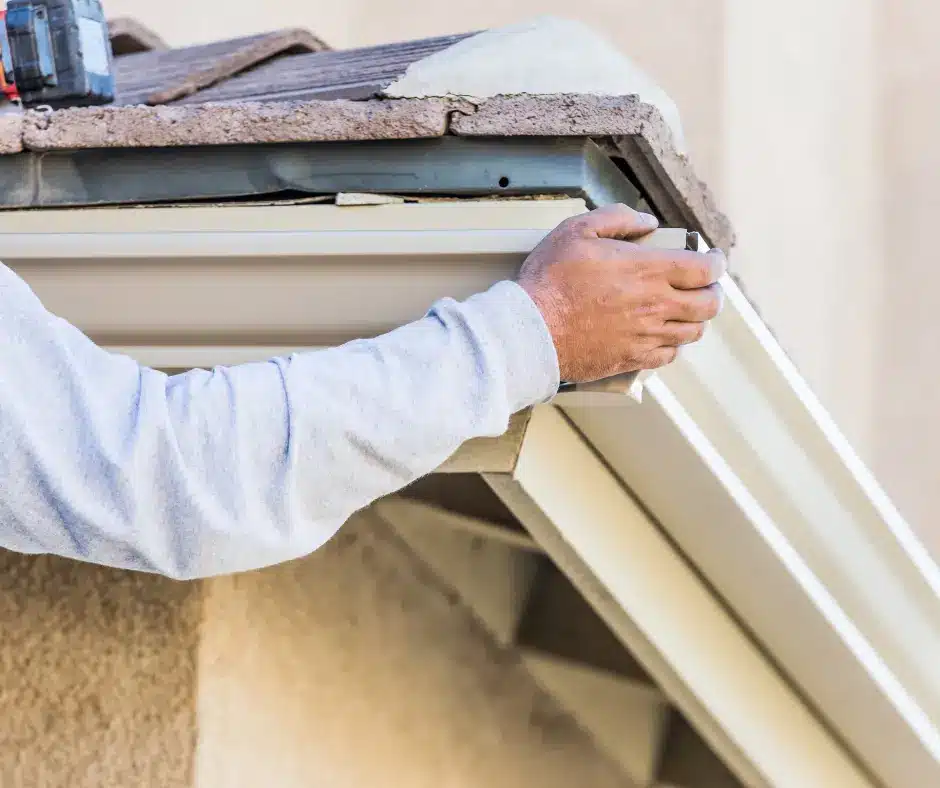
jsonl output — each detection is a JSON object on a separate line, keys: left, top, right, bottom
{"left": 462, "top": 280, "right": 561, "bottom": 412}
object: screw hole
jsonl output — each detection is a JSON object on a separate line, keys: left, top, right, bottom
{"left": 498, "top": 176, "right": 510, "bottom": 188}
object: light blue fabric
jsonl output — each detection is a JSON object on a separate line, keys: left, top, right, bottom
{"left": 0, "top": 264, "right": 559, "bottom": 579}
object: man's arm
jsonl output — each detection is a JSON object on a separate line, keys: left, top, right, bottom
{"left": 0, "top": 205, "right": 724, "bottom": 579}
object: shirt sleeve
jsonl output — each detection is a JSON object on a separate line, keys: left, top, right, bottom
{"left": 0, "top": 263, "right": 559, "bottom": 579}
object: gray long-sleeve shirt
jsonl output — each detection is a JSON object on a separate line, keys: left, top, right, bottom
{"left": 0, "top": 262, "right": 559, "bottom": 579}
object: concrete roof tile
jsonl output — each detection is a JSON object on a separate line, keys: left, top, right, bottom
{"left": 107, "top": 17, "right": 168, "bottom": 56}
{"left": 20, "top": 99, "right": 451, "bottom": 151}
{"left": 115, "top": 29, "right": 328, "bottom": 106}
{"left": 452, "top": 93, "right": 650, "bottom": 136}
{"left": 453, "top": 94, "right": 733, "bottom": 250}
{"left": 0, "top": 112, "right": 23, "bottom": 155}
{"left": 175, "top": 34, "right": 470, "bottom": 105}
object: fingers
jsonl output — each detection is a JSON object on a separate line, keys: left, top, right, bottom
{"left": 668, "top": 283, "right": 724, "bottom": 322}
{"left": 596, "top": 240, "right": 727, "bottom": 290}
{"left": 571, "top": 203, "right": 660, "bottom": 241}
{"left": 658, "top": 321, "right": 706, "bottom": 347}
{"left": 662, "top": 247, "right": 727, "bottom": 289}
{"left": 642, "top": 346, "right": 680, "bottom": 370}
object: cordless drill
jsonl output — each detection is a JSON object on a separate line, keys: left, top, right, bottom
{"left": 0, "top": 0, "right": 115, "bottom": 108}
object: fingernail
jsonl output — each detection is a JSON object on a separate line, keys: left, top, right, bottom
{"left": 708, "top": 247, "right": 728, "bottom": 273}
{"left": 639, "top": 212, "right": 659, "bottom": 227}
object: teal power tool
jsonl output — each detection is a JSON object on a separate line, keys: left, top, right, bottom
{"left": 0, "top": 0, "right": 115, "bottom": 108}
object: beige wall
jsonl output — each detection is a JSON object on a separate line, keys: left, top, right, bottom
{"left": 0, "top": 552, "right": 201, "bottom": 788}
{"left": 877, "top": 2, "right": 939, "bottom": 538}
{"left": 195, "top": 513, "right": 628, "bottom": 788}
{"left": 724, "top": 0, "right": 882, "bottom": 458}
{"left": 0, "top": 517, "right": 629, "bottom": 788}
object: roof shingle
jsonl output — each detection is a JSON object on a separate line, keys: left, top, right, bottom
{"left": 115, "top": 29, "right": 328, "bottom": 106}
{"left": 107, "top": 17, "right": 167, "bottom": 56}
{"left": 174, "top": 33, "right": 471, "bottom": 105}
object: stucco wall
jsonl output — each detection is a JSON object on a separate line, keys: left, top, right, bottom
{"left": 0, "top": 551, "right": 201, "bottom": 788}
{"left": 723, "top": 0, "right": 881, "bottom": 459}
{"left": 0, "top": 517, "right": 629, "bottom": 788}
{"left": 877, "top": 2, "right": 940, "bottom": 548}
{"left": 195, "top": 512, "right": 629, "bottom": 788}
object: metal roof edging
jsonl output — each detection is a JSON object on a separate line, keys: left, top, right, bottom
{"left": 0, "top": 136, "right": 641, "bottom": 210}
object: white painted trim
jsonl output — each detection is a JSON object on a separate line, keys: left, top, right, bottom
{"left": 562, "top": 269, "right": 940, "bottom": 786}
{"left": 0, "top": 200, "right": 588, "bottom": 233}
{"left": 1, "top": 228, "right": 553, "bottom": 260}
{"left": 487, "top": 406, "right": 874, "bottom": 788}
{"left": 3, "top": 200, "right": 587, "bottom": 355}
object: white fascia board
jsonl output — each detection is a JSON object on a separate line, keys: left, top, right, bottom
{"left": 486, "top": 406, "right": 875, "bottom": 788}
{"left": 0, "top": 200, "right": 587, "bottom": 354}
{"left": 562, "top": 274, "right": 940, "bottom": 786}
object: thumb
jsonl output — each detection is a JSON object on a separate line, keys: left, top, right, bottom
{"left": 580, "top": 203, "right": 659, "bottom": 240}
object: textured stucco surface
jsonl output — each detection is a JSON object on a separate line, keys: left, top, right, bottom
{"left": 196, "top": 511, "right": 631, "bottom": 788}
{"left": 0, "top": 518, "right": 635, "bottom": 788}
{"left": 877, "top": 0, "right": 940, "bottom": 550}
{"left": 0, "top": 550, "right": 202, "bottom": 788}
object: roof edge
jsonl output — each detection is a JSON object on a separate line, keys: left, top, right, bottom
{"left": 450, "top": 94, "right": 732, "bottom": 249}
{"left": 0, "top": 94, "right": 732, "bottom": 250}
{"left": 18, "top": 99, "right": 451, "bottom": 150}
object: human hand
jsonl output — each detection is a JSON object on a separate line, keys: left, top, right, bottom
{"left": 517, "top": 204, "right": 726, "bottom": 383}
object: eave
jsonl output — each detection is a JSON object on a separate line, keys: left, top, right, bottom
{"left": 0, "top": 94, "right": 732, "bottom": 251}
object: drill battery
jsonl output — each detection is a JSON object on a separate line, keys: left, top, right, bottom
{"left": 0, "top": 11, "right": 17, "bottom": 101}
{"left": 0, "top": 0, "right": 115, "bottom": 108}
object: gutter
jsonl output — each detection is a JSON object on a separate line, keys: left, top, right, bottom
{"left": 560, "top": 253, "right": 940, "bottom": 786}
